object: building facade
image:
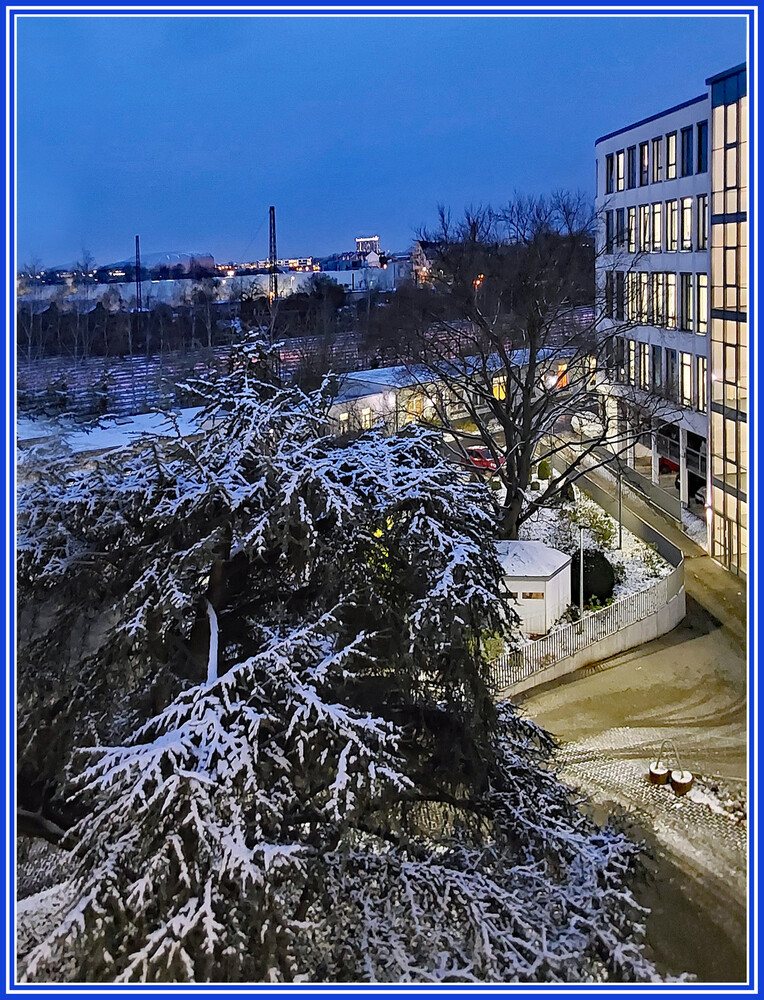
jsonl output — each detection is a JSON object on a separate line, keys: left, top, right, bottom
{"left": 596, "top": 92, "right": 711, "bottom": 511}
{"left": 595, "top": 64, "right": 748, "bottom": 577}
{"left": 706, "top": 63, "right": 748, "bottom": 577}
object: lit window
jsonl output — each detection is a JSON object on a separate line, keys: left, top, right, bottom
{"left": 639, "top": 343, "right": 650, "bottom": 389}
{"left": 522, "top": 592, "right": 544, "bottom": 600}
{"left": 651, "top": 203, "right": 662, "bottom": 252}
{"left": 639, "top": 205, "right": 650, "bottom": 252}
{"left": 666, "top": 274, "right": 677, "bottom": 329}
{"left": 339, "top": 411, "right": 350, "bottom": 429}
{"left": 492, "top": 375, "right": 507, "bottom": 400}
{"left": 680, "top": 198, "right": 693, "bottom": 250}
{"left": 652, "top": 272, "right": 666, "bottom": 327}
{"left": 407, "top": 394, "right": 424, "bottom": 420}
{"left": 680, "top": 352, "right": 693, "bottom": 407}
{"left": 627, "top": 208, "right": 637, "bottom": 252}
{"left": 697, "top": 194, "right": 708, "bottom": 250}
{"left": 697, "top": 356, "right": 707, "bottom": 412}
{"left": 616, "top": 149, "right": 625, "bottom": 191}
{"left": 697, "top": 273, "right": 708, "bottom": 334}
{"left": 557, "top": 363, "right": 568, "bottom": 388}
{"left": 361, "top": 407, "right": 373, "bottom": 429}
{"left": 666, "top": 200, "right": 678, "bottom": 251}
{"left": 667, "top": 132, "right": 677, "bottom": 179}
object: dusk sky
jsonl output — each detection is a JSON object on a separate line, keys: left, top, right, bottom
{"left": 17, "top": 13, "right": 746, "bottom": 268}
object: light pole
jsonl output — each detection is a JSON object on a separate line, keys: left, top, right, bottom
{"left": 618, "top": 470, "right": 623, "bottom": 549}
{"left": 579, "top": 526, "right": 585, "bottom": 619}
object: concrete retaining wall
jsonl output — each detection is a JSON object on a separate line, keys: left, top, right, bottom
{"left": 500, "top": 588, "right": 686, "bottom": 699}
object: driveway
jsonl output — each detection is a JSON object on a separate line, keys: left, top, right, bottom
{"left": 516, "top": 470, "right": 749, "bottom": 983}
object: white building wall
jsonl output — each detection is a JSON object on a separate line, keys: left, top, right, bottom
{"left": 595, "top": 94, "right": 711, "bottom": 442}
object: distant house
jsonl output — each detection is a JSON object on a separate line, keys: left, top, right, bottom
{"left": 495, "top": 540, "right": 572, "bottom": 637}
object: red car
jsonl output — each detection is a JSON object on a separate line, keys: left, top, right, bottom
{"left": 465, "top": 446, "right": 505, "bottom": 473}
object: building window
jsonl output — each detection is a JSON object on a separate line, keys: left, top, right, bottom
{"left": 680, "top": 273, "right": 693, "bottom": 331}
{"left": 697, "top": 356, "right": 707, "bottom": 412}
{"left": 666, "top": 200, "right": 678, "bottom": 251}
{"left": 680, "top": 352, "right": 693, "bottom": 406}
{"left": 639, "top": 205, "right": 650, "bottom": 252}
{"left": 666, "top": 273, "right": 677, "bottom": 329}
{"left": 680, "top": 197, "right": 693, "bottom": 251}
{"left": 361, "top": 407, "right": 373, "bottom": 429}
{"left": 651, "top": 203, "right": 662, "bottom": 252}
{"left": 616, "top": 149, "right": 625, "bottom": 191}
{"left": 492, "top": 375, "right": 507, "bottom": 400}
{"left": 652, "top": 137, "right": 663, "bottom": 182}
{"left": 605, "top": 272, "right": 614, "bottom": 318}
{"left": 667, "top": 131, "right": 677, "bottom": 179}
{"left": 557, "top": 363, "right": 568, "bottom": 388}
{"left": 605, "top": 210, "right": 614, "bottom": 254}
{"left": 697, "top": 194, "right": 708, "bottom": 250}
{"left": 339, "top": 411, "right": 350, "bottom": 430}
{"left": 652, "top": 272, "right": 666, "bottom": 326}
{"left": 681, "top": 126, "right": 694, "bottom": 176}
{"left": 522, "top": 592, "right": 544, "bottom": 600}
{"left": 616, "top": 208, "right": 625, "bottom": 247}
{"left": 697, "top": 120, "right": 708, "bottom": 173}
{"left": 697, "top": 273, "right": 708, "bottom": 334}
{"left": 606, "top": 153, "right": 614, "bottom": 194}
{"left": 639, "top": 342, "right": 650, "bottom": 389}
{"left": 626, "top": 272, "right": 638, "bottom": 322}
{"left": 666, "top": 347, "right": 678, "bottom": 398}
{"left": 651, "top": 344, "right": 663, "bottom": 388}
{"left": 407, "top": 394, "right": 424, "bottom": 420}
{"left": 615, "top": 271, "right": 625, "bottom": 320}
{"left": 627, "top": 207, "right": 637, "bottom": 252}
{"left": 627, "top": 146, "right": 636, "bottom": 188}
{"left": 638, "top": 272, "right": 649, "bottom": 323}
{"left": 640, "top": 142, "right": 649, "bottom": 185}
{"left": 628, "top": 340, "right": 636, "bottom": 384}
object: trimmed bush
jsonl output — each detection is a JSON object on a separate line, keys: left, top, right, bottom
{"left": 571, "top": 549, "right": 615, "bottom": 605}
{"left": 537, "top": 459, "right": 551, "bottom": 480}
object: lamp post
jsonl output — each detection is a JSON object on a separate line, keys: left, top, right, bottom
{"left": 579, "top": 526, "right": 585, "bottom": 618}
{"left": 618, "top": 470, "right": 623, "bottom": 549}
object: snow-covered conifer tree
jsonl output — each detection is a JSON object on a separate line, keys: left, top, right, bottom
{"left": 18, "top": 341, "right": 657, "bottom": 983}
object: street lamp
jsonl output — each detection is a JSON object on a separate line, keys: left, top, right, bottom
{"left": 579, "top": 526, "right": 585, "bottom": 619}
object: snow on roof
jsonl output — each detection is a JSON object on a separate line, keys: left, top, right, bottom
{"left": 495, "top": 540, "right": 571, "bottom": 580}
{"left": 17, "top": 408, "right": 204, "bottom": 454}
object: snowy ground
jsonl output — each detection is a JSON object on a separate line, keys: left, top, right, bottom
{"left": 518, "top": 488, "right": 672, "bottom": 605}
{"left": 681, "top": 508, "right": 708, "bottom": 548}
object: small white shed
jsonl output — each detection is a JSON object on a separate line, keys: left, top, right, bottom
{"left": 495, "top": 540, "right": 572, "bottom": 637}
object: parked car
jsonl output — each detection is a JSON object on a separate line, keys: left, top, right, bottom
{"left": 659, "top": 457, "right": 679, "bottom": 475}
{"left": 465, "top": 445, "right": 505, "bottom": 473}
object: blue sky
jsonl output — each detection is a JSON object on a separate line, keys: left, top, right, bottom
{"left": 16, "top": 12, "right": 747, "bottom": 267}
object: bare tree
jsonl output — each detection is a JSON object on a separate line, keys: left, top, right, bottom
{"left": 392, "top": 193, "right": 671, "bottom": 539}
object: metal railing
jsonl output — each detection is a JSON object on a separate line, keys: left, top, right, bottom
{"left": 491, "top": 571, "right": 678, "bottom": 690}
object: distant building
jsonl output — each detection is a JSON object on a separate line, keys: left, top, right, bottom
{"left": 355, "top": 235, "right": 381, "bottom": 255}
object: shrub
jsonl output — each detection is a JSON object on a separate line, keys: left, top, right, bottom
{"left": 571, "top": 549, "right": 615, "bottom": 605}
{"left": 537, "top": 459, "right": 551, "bottom": 480}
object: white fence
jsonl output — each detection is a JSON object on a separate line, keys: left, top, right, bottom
{"left": 491, "top": 563, "right": 683, "bottom": 691}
